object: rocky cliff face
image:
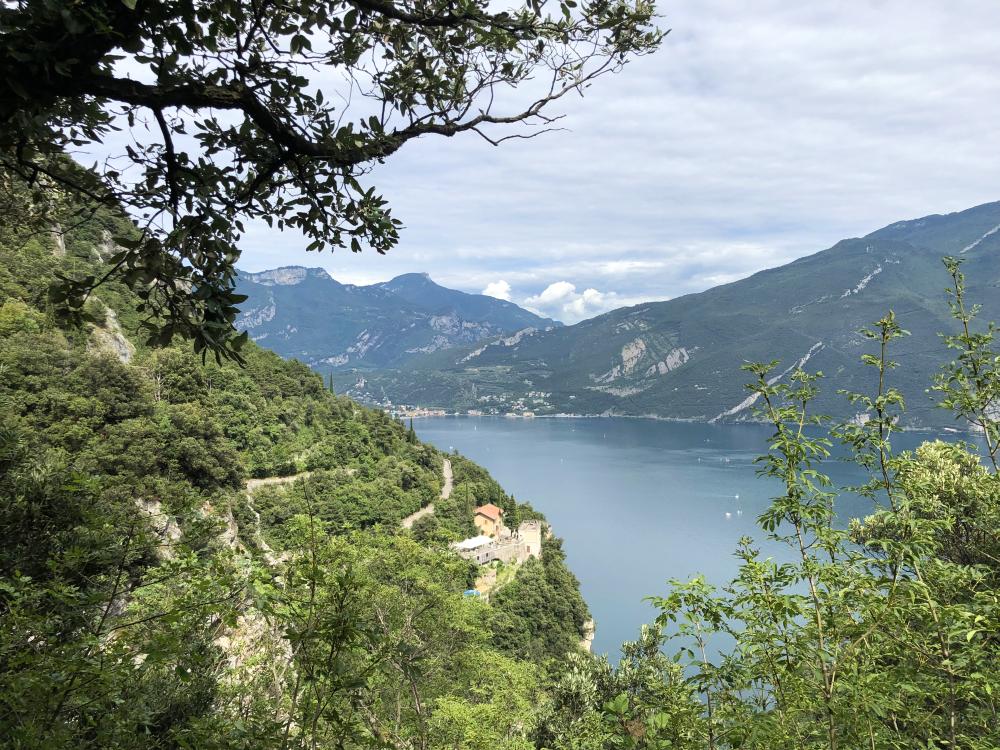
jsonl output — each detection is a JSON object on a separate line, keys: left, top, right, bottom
{"left": 88, "top": 306, "right": 136, "bottom": 363}
{"left": 242, "top": 267, "right": 332, "bottom": 286}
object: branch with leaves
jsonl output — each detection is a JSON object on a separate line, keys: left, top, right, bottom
{"left": 0, "top": 0, "right": 663, "bottom": 361}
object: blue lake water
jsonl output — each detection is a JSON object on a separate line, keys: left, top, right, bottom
{"left": 414, "top": 416, "right": 942, "bottom": 659}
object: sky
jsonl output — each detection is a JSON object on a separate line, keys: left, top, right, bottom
{"left": 235, "top": 0, "right": 1000, "bottom": 324}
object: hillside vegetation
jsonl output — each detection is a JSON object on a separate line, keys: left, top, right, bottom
{"left": 0, "top": 202, "right": 590, "bottom": 748}
{"left": 3, "top": 187, "right": 1000, "bottom": 750}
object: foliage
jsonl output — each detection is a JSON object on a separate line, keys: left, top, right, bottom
{"left": 251, "top": 452, "right": 440, "bottom": 546}
{"left": 1, "top": 0, "right": 661, "bottom": 359}
{"left": 0, "top": 207, "right": 577, "bottom": 748}
{"left": 536, "top": 627, "right": 703, "bottom": 750}
{"left": 934, "top": 257, "right": 1000, "bottom": 470}
{"left": 491, "top": 536, "right": 590, "bottom": 662}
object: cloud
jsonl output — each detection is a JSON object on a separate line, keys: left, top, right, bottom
{"left": 525, "top": 281, "right": 577, "bottom": 307}
{"left": 564, "top": 288, "right": 608, "bottom": 319}
{"left": 523, "top": 282, "right": 637, "bottom": 323}
{"left": 481, "top": 280, "right": 512, "bottom": 301}
{"left": 233, "top": 1, "right": 1000, "bottom": 324}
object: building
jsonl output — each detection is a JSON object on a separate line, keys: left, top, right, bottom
{"left": 474, "top": 503, "right": 506, "bottom": 538}
{"left": 453, "top": 535, "right": 492, "bottom": 554}
{"left": 451, "top": 521, "right": 546, "bottom": 567}
{"left": 451, "top": 535, "right": 498, "bottom": 565}
{"left": 518, "top": 520, "right": 542, "bottom": 558}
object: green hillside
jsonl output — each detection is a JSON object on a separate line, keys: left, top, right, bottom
{"left": 0, "top": 200, "right": 590, "bottom": 747}
{"left": 349, "top": 202, "right": 1000, "bottom": 427}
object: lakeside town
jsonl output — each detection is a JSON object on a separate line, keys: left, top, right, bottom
{"left": 393, "top": 407, "right": 539, "bottom": 418}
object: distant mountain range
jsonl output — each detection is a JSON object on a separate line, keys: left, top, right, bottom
{"left": 234, "top": 267, "right": 560, "bottom": 370}
{"left": 346, "top": 201, "right": 1000, "bottom": 427}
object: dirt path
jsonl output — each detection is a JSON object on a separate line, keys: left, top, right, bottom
{"left": 243, "top": 472, "right": 320, "bottom": 564}
{"left": 401, "top": 458, "right": 452, "bottom": 529}
{"left": 439, "top": 457, "right": 453, "bottom": 500}
{"left": 245, "top": 472, "right": 312, "bottom": 493}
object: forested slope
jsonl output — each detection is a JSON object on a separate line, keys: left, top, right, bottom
{"left": 0, "top": 202, "right": 590, "bottom": 748}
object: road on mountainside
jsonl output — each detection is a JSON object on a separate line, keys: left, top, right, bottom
{"left": 246, "top": 466, "right": 360, "bottom": 493}
{"left": 401, "top": 458, "right": 452, "bottom": 528}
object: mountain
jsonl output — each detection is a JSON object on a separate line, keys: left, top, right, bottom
{"left": 234, "top": 267, "right": 559, "bottom": 371}
{"left": 377, "top": 272, "right": 555, "bottom": 330}
{"left": 347, "top": 202, "right": 1000, "bottom": 427}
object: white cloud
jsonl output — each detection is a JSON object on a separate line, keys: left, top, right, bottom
{"left": 524, "top": 282, "right": 636, "bottom": 323}
{"left": 525, "top": 281, "right": 577, "bottom": 307}
{"left": 565, "top": 288, "right": 606, "bottom": 319}
{"left": 481, "top": 280, "right": 513, "bottom": 301}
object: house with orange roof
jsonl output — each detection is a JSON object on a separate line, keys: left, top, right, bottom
{"left": 473, "top": 503, "right": 506, "bottom": 538}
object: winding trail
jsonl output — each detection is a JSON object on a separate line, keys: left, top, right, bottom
{"left": 245, "top": 472, "right": 313, "bottom": 493}
{"left": 401, "top": 458, "right": 452, "bottom": 529}
{"left": 243, "top": 472, "right": 315, "bottom": 565}
{"left": 440, "top": 458, "right": 453, "bottom": 499}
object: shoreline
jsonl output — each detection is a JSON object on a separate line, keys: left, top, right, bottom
{"left": 399, "top": 411, "right": 959, "bottom": 434}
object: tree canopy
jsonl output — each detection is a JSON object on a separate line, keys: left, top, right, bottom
{"left": 0, "top": 0, "right": 661, "bottom": 359}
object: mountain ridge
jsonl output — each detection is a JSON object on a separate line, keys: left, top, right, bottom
{"left": 234, "top": 266, "right": 561, "bottom": 371}
{"left": 346, "top": 200, "right": 1000, "bottom": 426}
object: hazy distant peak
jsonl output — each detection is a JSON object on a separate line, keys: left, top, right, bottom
{"left": 235, "top": 265, "right": 560, "bottom": 370}
{"left": 381, "top": 272, "right": 439, "bottom": 288}
{"left": 242, "top": 266, "right": 333, "bottom": 286}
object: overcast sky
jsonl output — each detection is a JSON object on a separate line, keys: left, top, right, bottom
{"left": 236, "top": 0, "right": 1000, "bottom": 323}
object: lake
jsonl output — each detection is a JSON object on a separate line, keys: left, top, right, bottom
{"left": 414, "top": 416, "right": 941, "bottom": 659}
